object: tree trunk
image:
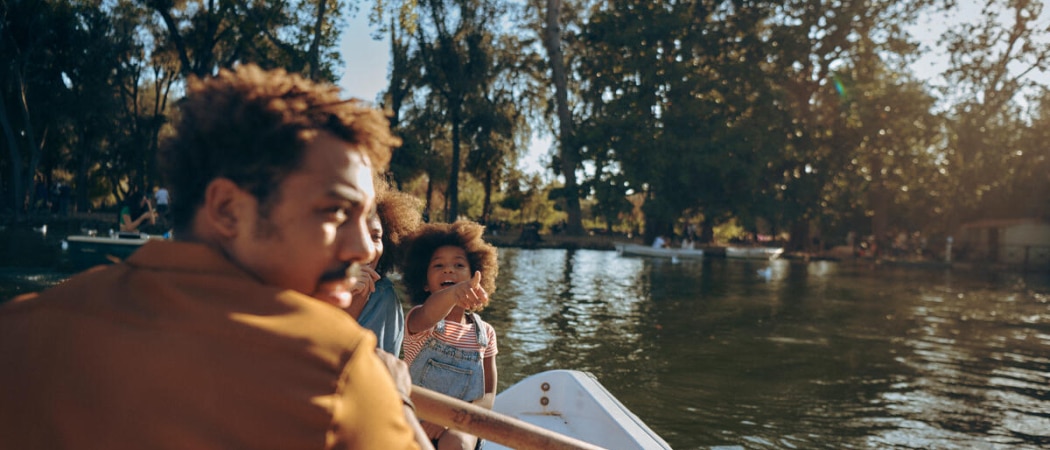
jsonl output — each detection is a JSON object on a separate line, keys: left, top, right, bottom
{"left": 305, "top": 0, "right": 327, "bottom": 80}
{"left": 9, "top": 72, "right": 45, "bottom": 218}
{"left": 150, "top": 2, "right": 195, "bottom": 77}
{"left": 700, "top": 217, "right": 714, "bottom": 244}
{"left": 542, "top": 0, "right": 584, "bottom": 236}
{"left": 0, "top": 93, "right": 25, "bottom": 218}
{"left": 788, "top": 220, "right": 809, "bottom": 252}
{"left": 424, "top": 174, "right": 434, "bottom": 222}
{"left": 482, "top": 169, "right": 492, "bottom": 224}
{"left": 448, "top": 111, "right": 461, "bottom": 221}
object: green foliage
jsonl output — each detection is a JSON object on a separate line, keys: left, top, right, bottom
{"left": 3, "top": 0, "right": 1047, "bottom": 249}
{"left": 712, "top": 218, "right": 747, "bottom": 244}
{"left": 938, "top": 0, "right": 1050, "bottom": 224}
{"left": 0, "top": 0, "right": 349, "bottom": 217}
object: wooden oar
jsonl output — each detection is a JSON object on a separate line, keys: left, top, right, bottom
{"left": 411, "top": 386, "right": 605, "bottom": 450}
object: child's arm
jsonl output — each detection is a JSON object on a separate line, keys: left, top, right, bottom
{"left": 121, "top": 211, "right": 154, "bottom": 232}
{"left": 407, "top": 271, "right": 488, "bottom": 334}
{"left": 473, "top": 354, "right": 497, "bottom": 410}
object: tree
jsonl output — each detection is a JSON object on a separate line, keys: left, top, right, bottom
{"left": 1, "top": 0, "right": 83, "bottom": 217}
{"left": 412, "top": 0, "right": 504, "bottom": 221}
{"left": 576, "top": 0, "right": 785, "bottom": 242}
{"left": 939, "top": 0, "right": 1050, "bottom": 224}
{"left": 540, "top": 0, "right": 584, "bottom": 235}
{"left": 762, "top": 0, "right": 938, "bottom": 250}
{"left": 65, "top": 2, "right": 150, "bottom": 211}
{"left": 1015, "top": 92, "right": 1050, "bottom": 220}
{"left": 145, "top": 0, "right": 346, "bottom": 80}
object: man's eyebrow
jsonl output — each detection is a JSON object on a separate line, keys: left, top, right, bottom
{"left": 328, "top": 185, "right": 369, "bottom": 205}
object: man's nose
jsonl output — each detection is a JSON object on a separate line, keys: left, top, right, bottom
{"left": 338, "top": 217, "right": 375, "bottom": 265}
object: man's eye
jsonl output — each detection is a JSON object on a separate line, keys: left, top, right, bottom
{"left": 322, "top": 207, "right": 347, "bottom": 217}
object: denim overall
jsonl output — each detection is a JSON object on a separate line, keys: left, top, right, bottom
{"left": 408, "top": 313, "right": 488, "bottom": 402}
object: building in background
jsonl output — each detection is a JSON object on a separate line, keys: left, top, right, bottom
{"left": 958, "top": 218, "right": 1050, "bottom": 270}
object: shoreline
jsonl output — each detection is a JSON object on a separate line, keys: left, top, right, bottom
{"left": 1, "top": 217, "right": 1043, "bottom": 274}
{"left": 484, "top": 231, "right": 1046, "bottom": 274}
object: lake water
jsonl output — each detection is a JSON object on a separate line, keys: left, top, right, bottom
{"left": 3, "top": 245, "right": 1048, "bottom": 449}
{"left": 485, "top": 248, "right": 1050, "bottom": 449}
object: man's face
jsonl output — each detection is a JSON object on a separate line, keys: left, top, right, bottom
{"left": 228, "top": 132, "right": 376, "bottom": 299}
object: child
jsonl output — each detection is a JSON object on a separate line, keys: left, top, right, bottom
{"left": 119, "top": 190, "right": 156, "bottom": 232}
{"left": 401, "top": 220, "right": 499, "bottom": 449}
{"left": 344, "top": 182, "right": 423, "bottom": 355}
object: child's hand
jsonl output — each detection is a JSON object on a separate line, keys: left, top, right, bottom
{"left": 349, "top": 266, "right": 380, "bottom": 299}
{"left": 452, "top": 271, "right": 488, "bottom": 311}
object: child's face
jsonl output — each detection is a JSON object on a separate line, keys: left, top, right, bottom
{"left": 425, "top": 245, "right": 471, "bottom": 293}
{"left": 366, "top": 215, "right": 383, "bottom": 269}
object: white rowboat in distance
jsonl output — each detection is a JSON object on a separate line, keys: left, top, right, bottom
{"left": 725, "top": 246, "right": 784, "bottom": 260}
{"left": 63, "top": 233, "right": 163, "bottom": 270}
{"left": 614, "top": 242, "right": 705, "bottom": 260}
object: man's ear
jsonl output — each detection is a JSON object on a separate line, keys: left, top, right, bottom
{"left": 200, "top": 178, "right": 247, "bottom": 238}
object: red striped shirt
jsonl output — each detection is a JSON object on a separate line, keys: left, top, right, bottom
{"left": 402, "top": 306, "right": 498, "bottom": 365}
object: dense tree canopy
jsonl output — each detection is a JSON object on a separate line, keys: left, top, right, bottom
{"left": 1, "top": 0, "right": 347, "bottom": 218}
{"left": 2, "top": 0, "right": 1047, "bottom": 253}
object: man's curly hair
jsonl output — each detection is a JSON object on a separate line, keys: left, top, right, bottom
{"left": 159, "top": 64, "right": 400, "bottom": 234}
{"left": 373, "top": 179, "right": 423, "bottom": 275}
{"left": 402, "top": 221, "right": 499, "bottom": 310}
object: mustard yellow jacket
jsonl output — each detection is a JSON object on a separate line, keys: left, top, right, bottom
{"left": 0, "top": 241, "right": 418, "bottom": 449}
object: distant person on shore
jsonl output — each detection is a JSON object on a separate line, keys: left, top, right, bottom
{"left": 401, "top": 220, "right": 500, "bottom": 449}
{"left": 0, "top": 64, "right": 428, "bottom": 449}
{"left": 340, "top": 181, "right": 423, "bottom": 355}
{"left": 652, "top": 235, "right": 668, "bottom": 248}
{"left": 154, "top": 186, "right": 170, "bottom": 224}
{"left": 119, "top": 190, "right": 156, "bottom": 232}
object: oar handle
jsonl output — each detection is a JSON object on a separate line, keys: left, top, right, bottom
{"left": 410, "top": 386, "right": 605, "bottom": 450}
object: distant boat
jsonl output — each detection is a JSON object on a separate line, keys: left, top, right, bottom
{"left": 614, "top": 242, "right": 704, "bottom": 260}
{"left": 488, "top": 370, "right": 672, "bottom": 450}
{"left": 63, "top": 232, "right": 163, "bottom": 270}
{"left": 726, "top": 246, "right": 784, "bottom": 260}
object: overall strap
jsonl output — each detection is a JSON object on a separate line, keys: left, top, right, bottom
{"left": 466, "top": 312, "right": 489, "bottom": 347}
{"left": 434, "top": 318, "right": 446, "bottom": 334}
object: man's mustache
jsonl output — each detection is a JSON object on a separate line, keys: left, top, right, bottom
{"left": 319, "top": 263, "right": 361, "bottom": 283}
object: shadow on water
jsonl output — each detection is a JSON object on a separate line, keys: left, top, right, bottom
{"left": 487, "top": 248, "right": 1050, "bottom": 450}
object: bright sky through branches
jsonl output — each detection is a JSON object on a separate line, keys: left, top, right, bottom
{"left": 337, "top": 2, "right": 1048, "bottom": 176}
{"left": 337, "top": 12, "right": 553, "bottom": 175}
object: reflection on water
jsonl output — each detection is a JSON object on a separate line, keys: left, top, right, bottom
{"left": 485, "top": 248, "right": 1050, "bottom": 449}
{"left": 0, "top": 270, "right": 69, "bottom": 300}
{"left": 3, "top": 246, "right": 1048, "bottom": 449}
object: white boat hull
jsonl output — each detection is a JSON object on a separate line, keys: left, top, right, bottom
{"left": 487, "top": 370, "right": 671, "bottom": 450}
{"left": 726, "top": 246, "right": 784, "bottom": 260}
{"left": 64, "top": 233, "right": 162, "bottom": 269}
{"left": 615, "top": 242, "right": 704, "bottom": 260}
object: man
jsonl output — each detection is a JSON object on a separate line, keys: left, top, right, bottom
{"left": 154, "top": 185, "right": 170, "bottom": 223}
{"left": 0, "top": 65, "right": 427, "bottom": 449}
